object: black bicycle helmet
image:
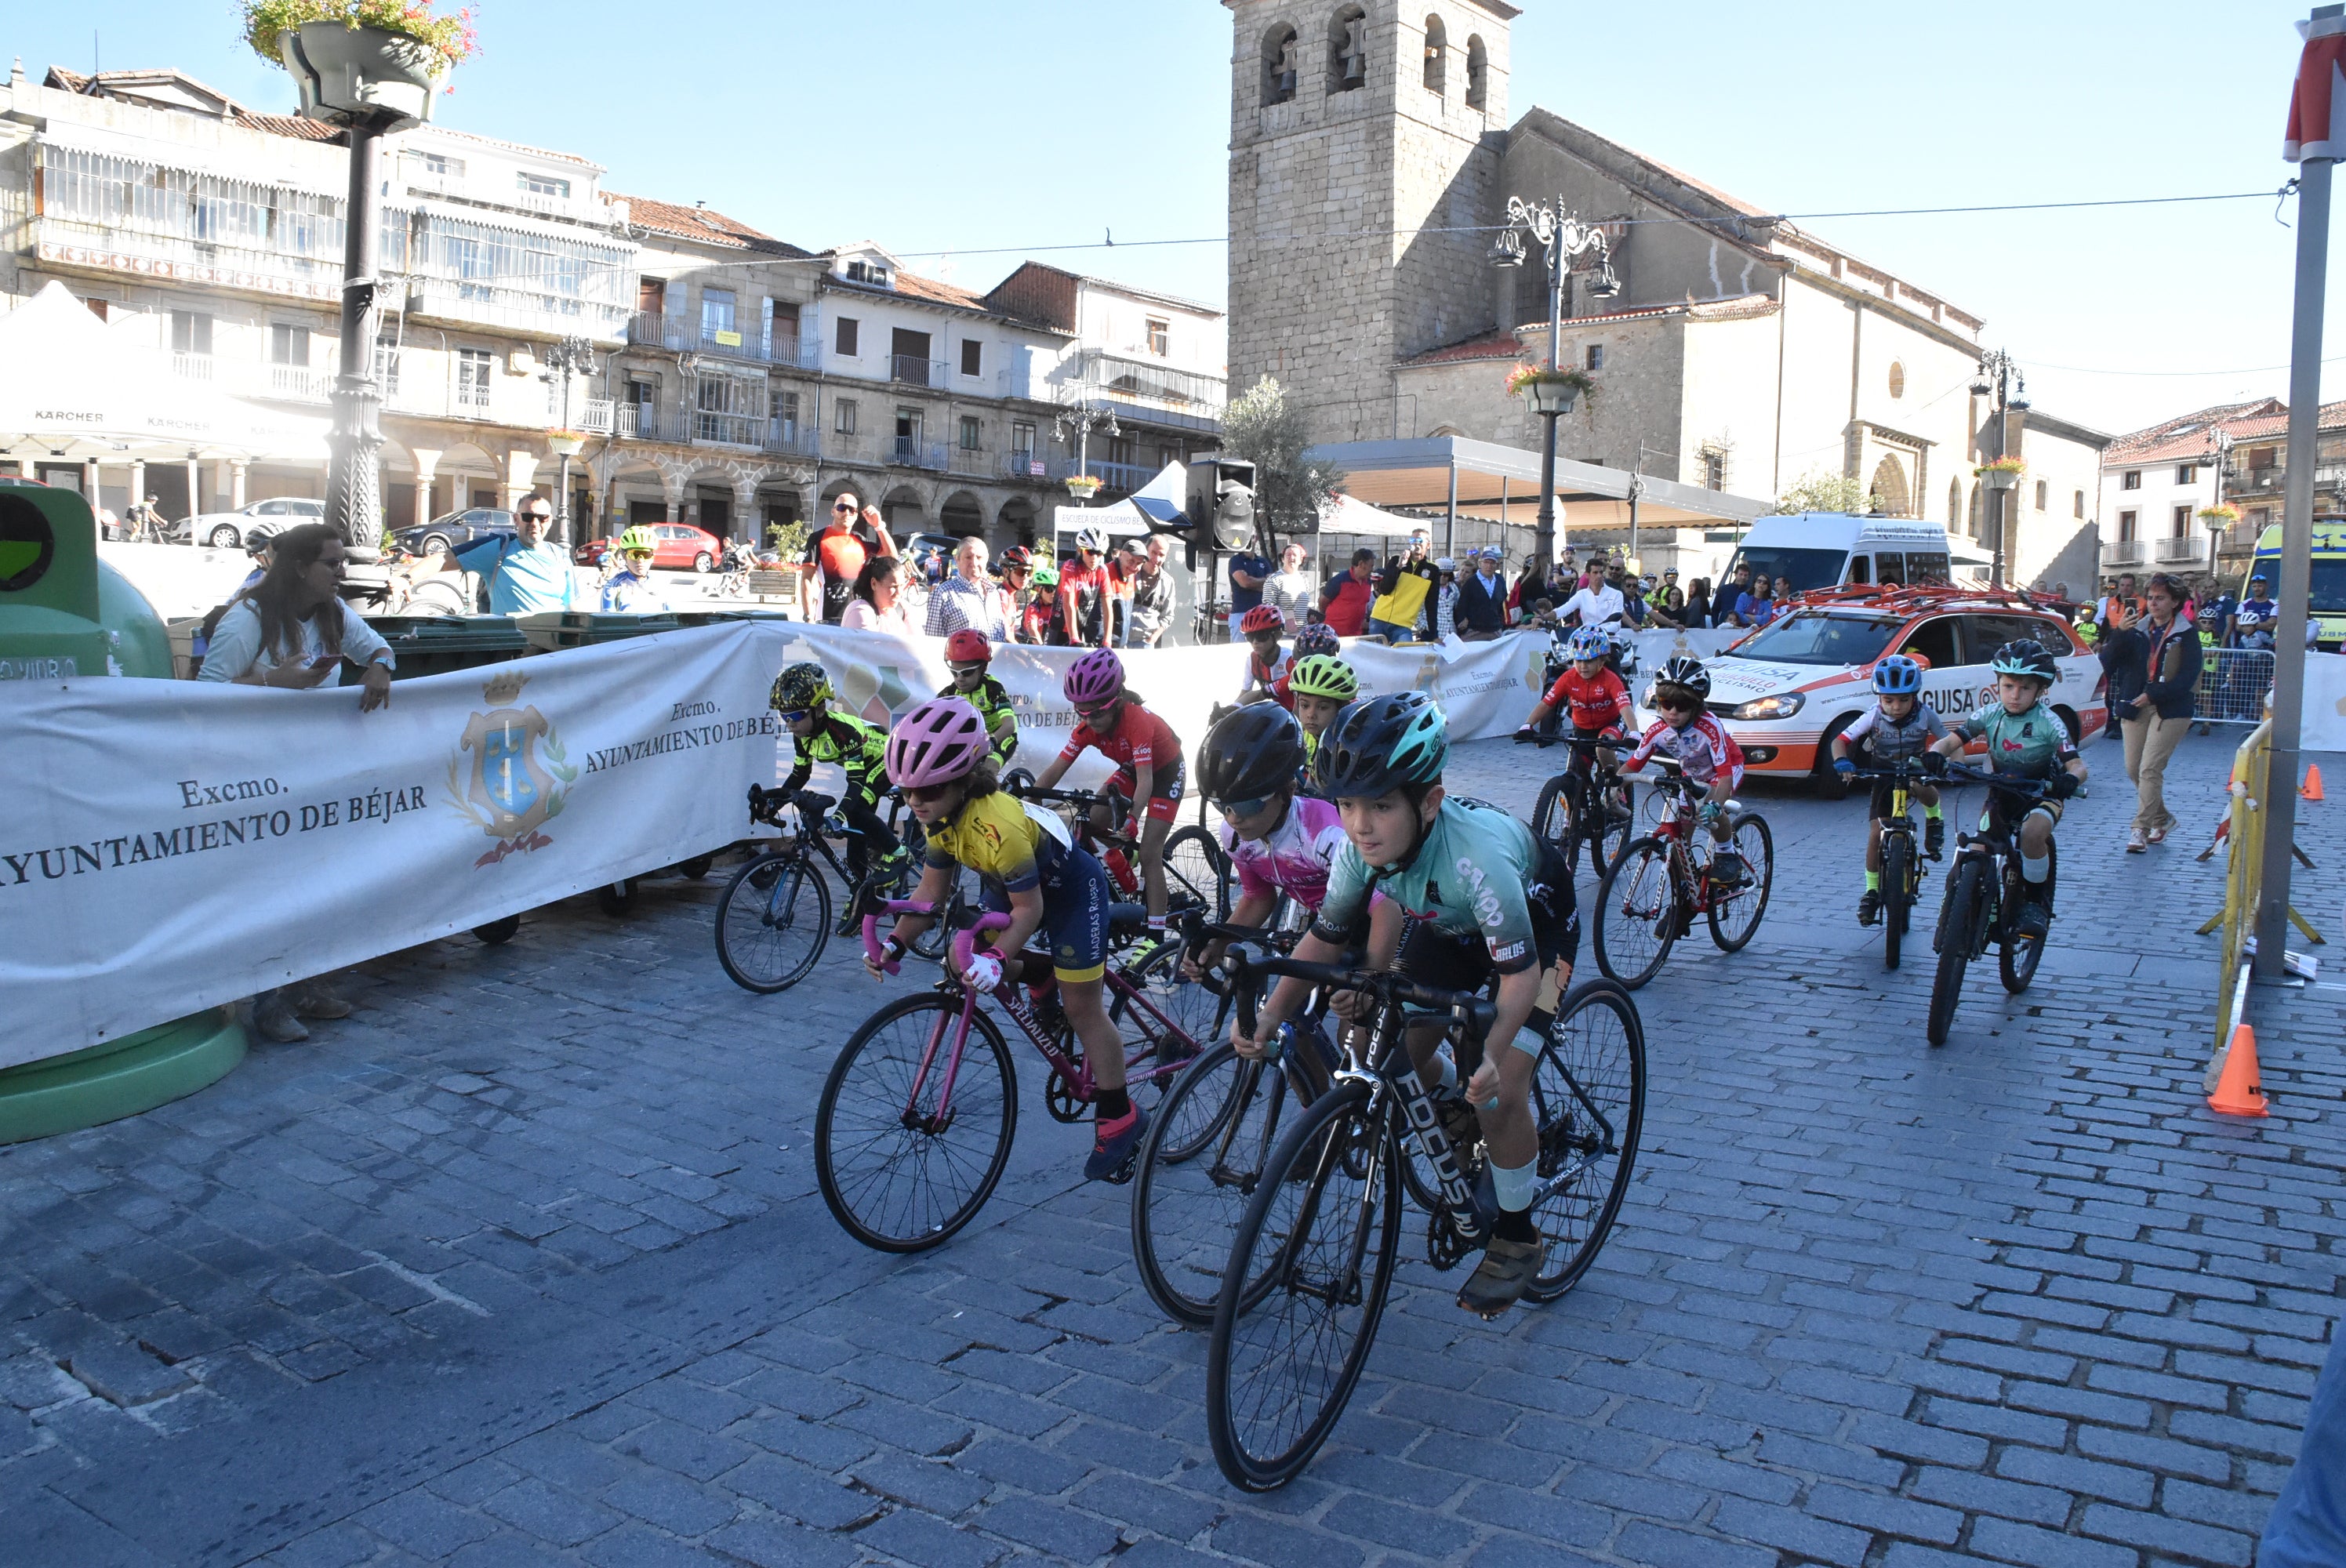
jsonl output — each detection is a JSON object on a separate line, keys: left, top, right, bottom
{"left": 1313, "top": 691, "right": 1449, "bottom": 800}
{"left": 1989, "top": 638, "right": 2060, "bottom": 684}
{"left": 1198, "top": 704, "right": 1308, "bottom": 803}
{"left": 1654, "top": 653, "right": 1711, "bottom": 701}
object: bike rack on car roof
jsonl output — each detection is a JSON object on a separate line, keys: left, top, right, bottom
{"left": 1781, "top": 582, "right": 2069, "bottom": 620}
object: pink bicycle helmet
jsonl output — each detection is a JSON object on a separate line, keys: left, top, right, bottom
{"left": 885, "top": 698, "right": 990, "bottom": 788}
{"left": 1063, "top": 648, "right": 1125, "bottom": 707}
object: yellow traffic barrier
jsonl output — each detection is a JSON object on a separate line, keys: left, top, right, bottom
{"left": 2199, "top": 719, "right": 2325, "bottom": 1094}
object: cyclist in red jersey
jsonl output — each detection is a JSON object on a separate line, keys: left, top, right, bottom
{"left": 1233, "top": 604, "right": 1295, "bottom": 710}
{"left": 1517, "top": 625, "right": 1631, "bottom": 782}
{"left": 1029, "top": 648, "right": 1185, "bottom": 942}
{"left": 1057, "top": 526, "right": 1115, "bottom": 648}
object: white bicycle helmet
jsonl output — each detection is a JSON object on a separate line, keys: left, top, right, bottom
{"left": 1074, "top": 525, "right": 1109, "bottom": 554}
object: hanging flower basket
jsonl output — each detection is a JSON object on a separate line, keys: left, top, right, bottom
{"left": 546, "top": 430, "right": 587, "bottom": 457}
{"left": 1504, "top": 363, "right": 1596, "bottom": 418}
{"left": 2196, "top": 504, "right": 2240, "bottom": 531}
{"left": 1976, "top": 456, "right": 2026, "bottom": 492}
{"left": 1064, "top": 474, "right": 1103, "bottom": 500}
{"left": 245, "top": 2, "right": 476, "bottom": 130}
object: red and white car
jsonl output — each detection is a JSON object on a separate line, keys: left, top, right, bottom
{"left": 1636, "top": 585, "right": 2109, "bottom": 789}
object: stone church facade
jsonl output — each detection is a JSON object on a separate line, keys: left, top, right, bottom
{"left": 1223, "top": 0, "right": 2104, "bottom": 590}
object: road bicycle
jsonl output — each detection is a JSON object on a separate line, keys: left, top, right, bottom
{"left": 1202, "top": 951, "right": 1645, "bottom": 1490}
{"left": 1014, "top": 782, "right": 1231, "bottom": 925}
{"left": 1927, "top": 764, "right": 2068, "bottom": 1047}
{"left": 1590, "top": 757, "right": 1774, "bottom": 989}
{"left": 1848, "top": 756, "right": 1937, "bottom": 971}
{"left": 810, "top": 906, "right": 1222, "bottom": 1252}
{"left": 1516, "top": 731, "right": 1636, "bottom": 880}
{"left": 710, "top": 784, "right": 964, "bottom": 993}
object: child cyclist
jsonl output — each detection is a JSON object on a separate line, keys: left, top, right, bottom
{"left": 1622, "top": 654, "right": 1749, "bottom": 887}
{"left": 1028, "top": 648, "right": 1185, "bottom": 944}
{"left": 939, "top": 628, "right": 1019, "bottom": 768}
{"left": 872, "top": 699, "right": 1147, "bottom": 1181}
{"left": 1928, "top": 640, "right": 2087, "bottom": 940}
{"left": 1236, "top": 692, "right": 1581, "bottom": 1319}
{"left": 770, "top": 662, "right": 908, "bottom": 934}
{"left": 1234, "top": 604, "right": 1295, "bottom": 709}
{"left": 599, "top": 526, "right": 668, "bottom": 612}
{"left": 1829, "top": 653, "right": 1948, "bottom": 927}
{"left": 1286, "top": 651, "right": 1359, "bottom": 788}
{"left": 1516, "top": 624, "right": 1630, "bottom": 775}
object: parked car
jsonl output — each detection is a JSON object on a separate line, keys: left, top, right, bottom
{"left": 576, "top": 521, "right": 725, "bottom": 572}
{"left": 172, "top": 495, "right": 327, "bottom": 550}
{"left": 1632, "top": 583, "right": 2109, "bottom": 793}
{"left": 392, "top": 508, "right": 515, "bottom": 558}
{"left": 903, "top": 531, "right": 961, "bottom": 585}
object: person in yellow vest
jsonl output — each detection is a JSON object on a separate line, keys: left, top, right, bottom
{"left": 1367, "top": 527, "right": 1439, "bottom": 644}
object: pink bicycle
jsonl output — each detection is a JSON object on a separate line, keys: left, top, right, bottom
{"left": 811, "top": 901, "right": 1218, "bottom": 1252}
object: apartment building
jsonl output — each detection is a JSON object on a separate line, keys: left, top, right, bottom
{"left": 2097, "top": 399, "right": 2296, "bottom": 581}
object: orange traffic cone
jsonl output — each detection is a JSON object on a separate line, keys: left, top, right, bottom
{"left": 2304, "top": 764, "right": 2326, "bottom": 803}
{"left": 2208, "top": 1023, "right": 2271, "bottom": 1118}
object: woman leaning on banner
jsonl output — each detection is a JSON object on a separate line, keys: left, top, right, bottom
{"left": 195, "top": 522, "right": 393, "bottom": 1044}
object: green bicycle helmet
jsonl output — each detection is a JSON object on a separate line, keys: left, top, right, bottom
{"left": 770, "top": 662, "right": 832, "bottom": 711}
{"left": 1314, "top": 691, "right": 1448, "bottom": 800}
{"left": 617, "top": 524, "right": 658, "bottom": 555}
{"left": 1988, "top": 638, "right": 2059, "bottom": 684}
{"left": 1289, "top": 654, "right": 1360, "bottom": 702}
{"left": 1030, "top": 561, "right": 1059, "bottom": 590}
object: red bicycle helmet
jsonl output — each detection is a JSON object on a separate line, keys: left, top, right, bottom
{"left": 1240, "top": 604, "right": 1285, "bottom": 637}
{"left": 886, "top": 698, "right": 990, "bottom": 788}
{"left": 944, "top": 628, "right": 993, "bottom": 664}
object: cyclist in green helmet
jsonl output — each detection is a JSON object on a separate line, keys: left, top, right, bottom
{"left": 1286, "top": 653, "right": 1359, "bottom": 790}
{"left": 771, "top": 662, "right": 910, "bottom": 934}
{"left": 600, "top": 525, "right": 668, "bottom": 613}
{"left": 1928, "top": 638, "right": 2086, "bottom": 940}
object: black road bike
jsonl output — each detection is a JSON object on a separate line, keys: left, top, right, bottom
{"left": 1517, "top": 731, "right": 1636, "bottom": 880}
{"left": 1927, "top": 764, "right": 2069, "bottom": 1046}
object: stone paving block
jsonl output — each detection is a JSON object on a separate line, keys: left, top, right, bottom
{"left": 597, "top": 1469, "right": 739, "bottom": 1539}
{"left": 1967, "top": 1514, "right": 2138, "bottom": 1568}
{"left": 1709, "top": 1495, "right": 1871, "bottom": 1567}
{"left": 481, "top": 1477, "right": 625, "bottom": 1548}
{"left": 703, "top": 1515, "right": 860, "bottom": 1568}
{"left": 718, "top": 1454, "right": 884, "bottom": 1531}
{"left": 2077, "top": 1502, "right": 2255, "bottom": 1566}
{"left": 1210, "top": 1512, "right": 1367, "bottom": 1568}
{"left": 971, "top": 1495, "right": 1125, "bottom": 1561}
{"left": 356, "top": 1490, "right": 500, "bottom": 1559}
{"left": 853, "top": 1507, "right": 1010, "bottom": 1568}
{"left": 851, "top": 1452, "right": 989, "bottom": 1519}
{"left": 1612, "top": 1519, "right": 1776, "bottom": 1568}
{"left": 579, "top": 1521, "right": 731, "bottom": 1568}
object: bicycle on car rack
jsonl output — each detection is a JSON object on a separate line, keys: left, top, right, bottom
{"left": 1847, "top": 756, "right": 1937, "bottom": 971}
{"left": 1590, "top": 756, "right": 1774, "bottom": 989}
{"left": 1515, "top": 731, "right": 1636, "bottom": 880}
{"left": 810, "top": 905, "right": 1224, "bottom": 1252}
{"left": 1925, "top": 763, "right": 2067, "bottom": 1047}
{"left": 1201, "top": 951, "right": 1645, "bottom": 1491}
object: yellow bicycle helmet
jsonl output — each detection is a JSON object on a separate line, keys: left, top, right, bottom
{"left": 1289, "top": 654, "right": 1360, "bottom": 702}
{"left": 770, "top": 662, "right": 832, "bottom": 711}
{"left": 618, "top": 524, "right": 659, "bottom": 556}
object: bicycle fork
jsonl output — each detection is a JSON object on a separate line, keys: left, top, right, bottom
{"left": 901, "top": 993, "right": 979, "bottom": 1136}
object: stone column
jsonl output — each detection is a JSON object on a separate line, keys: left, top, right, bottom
{"left": 185, "top": 458, "right": 203, "bottom": 520}
{"left": 230, "top": 460, "right": 248, "bottom": 510}
{"left": 129, "top": 459, "right": 147, "bottom": 513}
{"left": 663, "top": 472, "right": 685, "bottom": 524}
{"left": 733, "top": 476, "right": 761, "bottom": 543}
{"left": 81, "top": 461, "right": 99, "bottom": 506}
{"left": 504, "top": 449, "right": 539, "bottom": 511}
{"left": 410, "top": 449, "right": 441, "bottom": 531}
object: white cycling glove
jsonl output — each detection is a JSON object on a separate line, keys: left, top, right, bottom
{"left": 961, "top": 953, "right": 1004, "bottom": 993}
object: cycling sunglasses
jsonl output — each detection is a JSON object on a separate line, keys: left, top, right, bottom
{"left": 948, "top": 661, "right": 987, "bottom": 677}
{"left": 1213, "top": 795, "right": 1274, "bottom": 820}
{"left": 776, "top": 708, "right": 812, "bottom": 724}
{"left": 901, "top": 782, "right": 956, "bottom": 805}
{"left": 1653, "top": 689, "right": 1701, "bottom": 713}
{"left": 1073, "top": 700, "right": 1121, "bottom": 721}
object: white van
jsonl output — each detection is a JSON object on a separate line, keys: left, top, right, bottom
{"left": 1723, "top": 514, "right": 1956, "bottom": 597}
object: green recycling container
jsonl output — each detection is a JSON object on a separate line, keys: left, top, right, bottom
{"left": 360, "top": 613, "right": 532, "bottom": 681}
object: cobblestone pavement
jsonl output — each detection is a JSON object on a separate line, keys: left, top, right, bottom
{"left": 4, "top": 726, "right": 2341, "bottom": 1568}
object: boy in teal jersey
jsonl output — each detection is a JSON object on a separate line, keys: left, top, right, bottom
{"left": 1929, "top": 639, "right": 2087, "bottom": 940}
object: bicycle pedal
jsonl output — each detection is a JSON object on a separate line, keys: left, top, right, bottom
{"left": 1100, "top": 1154, "right": 1140, "bottom": 1186}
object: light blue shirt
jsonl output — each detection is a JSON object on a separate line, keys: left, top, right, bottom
{"left": 454, "top": 535, "right": 577, "bottom": 615}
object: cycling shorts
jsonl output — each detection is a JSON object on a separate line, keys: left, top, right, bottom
{"left": 1106, "top": 753, "right": 1188, "bottom": 825}
{"left": 979, "top": 843, "right": 1110, "bottom": 983}
{"left": 1391, "top": 840, "right": 1578, "bottom": 1052}
{"left": 1981, "top": 787, "right": 2061, "bottom": 840}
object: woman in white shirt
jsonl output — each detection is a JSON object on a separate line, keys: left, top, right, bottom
{"left": 840, "top": 554, "right": 917, "bottom": 635}
{"left": 198, "top": 523, "right": 394, "bottom": 709}
{"left": 1265, "top": 543, "right": 1318, "bottom": 630}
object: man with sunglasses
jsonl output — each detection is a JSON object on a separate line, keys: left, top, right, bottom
{"left": 813, "top": 493, "right": 896, "bottom": 626}
{"left": 423, "top": 495, "right": 576, "bottom": 615}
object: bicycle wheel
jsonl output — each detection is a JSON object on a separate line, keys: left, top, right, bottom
{"left": 1531, "top": 773, "right": 1578, "bottom": 856}
{"left": 815, "top": 993, "right": 1017, "bottom": 1252}
{"left": 1590, "top": 776, "right": 1636, "bottom": 876}
{"left": 1881, "top": 833, "right": 1912, "bottom": 971}
{"left": 714, "top": 851, "right": 830, "bottom": 993}
{"left": 1999, "top": 839, "right": 2053, "bottom": 994}
{"left": 1706, "top": 812, "right": 1774, "bottom": 953}
{"left": 1207, "top": 1079, "right": 1402, "bottom": 1491}
{"left": 1113, "top": 941, "right": 1229, "bottom": 1104}
{"left": 1592, "top": 838, "right": 1679, "bottom": 990}
{"left": 1524, "top": 978, "right": 1645, "bottom": 1302}
{"left": 1927, "top": 859, "right": 1983, "bottom": 1047}
{"left": 1164, "top": 825, "right": 1232, "bottom": 921}
{"left": 1131, "top": 1043, "right": 1299, "bottom": 1326}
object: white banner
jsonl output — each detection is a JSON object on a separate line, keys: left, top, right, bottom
{"left": 2304, "top": 651, "right": 2346, "bottom": 752}
{"left": 2, "top": 624, "right": 790, "bottom": 1065}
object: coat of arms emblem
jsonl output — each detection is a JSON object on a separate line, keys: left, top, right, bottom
{"left": 448, "top": 668, "right": 576, "bottom": 865}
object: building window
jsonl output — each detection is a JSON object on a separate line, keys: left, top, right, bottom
{"left": 774, "top": 391, "right": 800, "bottom": 443}
{"left": 895, "top": 407, "right": 924, "bottom": 462}
{"left": 2177, "top": 463, "right": 2197, "bottom": 485}
{"left": 375, "top": 336, "right": 401, "bottom": 399}
{"left": 1329, "top": 6, "right": 1367, "bottom": 92}
{"left": 2074, "top": 489, "right": 2086, "bottom": 519}
{"left": 1422, "top": 14, "right": 1446, "bottom": 92}
{"left": 701, "top": 287, "right": 736, "bottom": 341}
{"left": 1147, "top": 318, "right": 1171, "bottom": 357}
{"left": 835, "top": 317, "right": 859, "bottom": 357}
{"left": 834, "top": 397, "right": 858, "bottom": 435}
{"left": 2252, "top": 506, "right": 2272, "bottom": 527}
{"left": 844, "top": 259, "right": 891, "bottom": 286}
{"left": 1585, "top": 343, "right": 1604, "bottom": 371}
{"left": 270, "top": 322, "right": 310, "bottom": 365}
{"left": 2118, "top": 509, "right": 2137, "bottom": 542}
{"left": 517, "top": 170, "right": 571, "bottom": 198}
{"left": 456, "top": 347, "right": 492, "bottom": 412}
{"left": 961, "top": 339, "right": 982, "bottom": 376}
{"left": 1011, "top": 421, "right": 1037, "bottom": 464}
{"left": 2173, "top": 504, "right": 2192, "bottom": 537}
{"left": 1888, "top": 360, "right": 1906, "bottom": 398}
{"left": 1701, "top": 450, "right": 1725, "bottom": 490}
{"left": 2251, "top": 446, "right": 2277, "bottom": 470}
{"left": 626, "top": 379, "right": 656, "bottom": 436}
{"left": 2121, "top": 469, "right": 2141, "bottom": 490}
{"left": 169, "top": 310, "right": 212, "bottom": 357}
{"left": 1465, "top": 34, "right": 1488, "bottom": 108}
{"left": 419, "top": 151, "right": 464, "bottom": 177}
{"left": 1262, "top": 24, "right": 1298, "bottom": 104}
{"left": 2034, "top": 479, "right": 2048, "bottom": 511}
{"left": 960, "top": 416, "right": 981, "bottom": 451}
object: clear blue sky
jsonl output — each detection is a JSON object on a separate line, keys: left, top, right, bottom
{"left": 14, "top": 1, "right": 2344, "bottom": 437}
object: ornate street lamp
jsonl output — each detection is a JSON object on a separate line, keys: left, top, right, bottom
{"left": 1492, "top": 196, "right": 1614, "bottom": 568}
{"left": 538, "top": 337, "right": 598, "bottom": 546}
{"left": 1056, "top": 397, "right": 1119, "bottom": 506}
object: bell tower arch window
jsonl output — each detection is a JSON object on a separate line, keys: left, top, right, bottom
{"left": 1423, "top": 15, "right": 1447, "bottom": 93}
{"left": 1262, "top": 24, "right": 1298, "bottom": 105}
{"left": 1329, "top": 6, "right": 1368, "bottom": 93}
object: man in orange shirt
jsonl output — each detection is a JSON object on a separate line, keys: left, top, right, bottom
{"left": 813, "top": 492, "right": 896, "bottom": 624}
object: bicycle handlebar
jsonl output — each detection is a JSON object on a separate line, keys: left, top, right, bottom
{"left": 948, "top": 913, "right": 1015, "bottom": 981}
{"left": 1229, "top": 952, "right": 1498, "bottom": 1043}
{"left": 1513, "top": 731, "right": 1632, "bottom": 752}
{"left": 857, "top": 898, "right": 946, "bottom": 977}
{"left": 1937, "top": 760, "right": 2055, "bottom": 797}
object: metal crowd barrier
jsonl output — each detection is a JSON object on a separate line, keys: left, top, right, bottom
{"left": 2193, "top": 647, "right": 2276, "bottom": 724}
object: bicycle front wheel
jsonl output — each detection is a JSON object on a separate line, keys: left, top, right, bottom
{"left": 1592, "top": 838, "right": 1678, "bottom": 990}
{"left": 1590, "top": 776, "right": 1636, "bottom": 876}
{"left": 1207, "top": 1079, "right": 1401, "bottom": 1491}
{"left": 1881, "top": 833, "right": 1912, "bottom": 971}
{"left": 1706, "top": 812, "right": 1774, "bottom": 953}
{"left": 1524, "top": 979, "right": 1645, "bottom": 1303}
{"left": 1131, "top": 1043, "right": 1300, "bottom": 1327}
{"left": 1927, "top": 859, "right": 1983, "bottom": 1047}
{"left": 1113, "top": 940, "right": 1230, "bottom": 1108}
{"left": 1164, "top": 825, "right": 1232, "bottom": 921}
{"left": 815, "top": 994, "right": 1017, "bottom": 1252}
{"left": 714, "top": 851, "right": 830, "bottom": 993}
{"left": 1531, "top": 773, "right": 1579, "bottom": 858}
{"left": 1999, "top": 837, "right": 2054, "bottom": 994}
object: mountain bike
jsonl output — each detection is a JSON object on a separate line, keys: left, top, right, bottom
{"left": 1204, "top": 953, "right": 1644, "bottom": 1490}
{"left": 1590, "top": 757, "right": 1774, "bottom": 989}
{"left": 1516, "top": 731, "right": 1635, "bottom": 879}
{"left": 1848, "top": 756, "right": 1935, "bottom": 971}
{"left": 1926, "top": 764, "right": 2068, "bottom": 1047}
{"left": 811, "top": 907, "right": 1221, "bottom": 1252}
{"left": 711, "top": 785, "right": 962, "bottom": 993}
{"left": 1015, "top": 782, "right": 1231, "bottom": 924}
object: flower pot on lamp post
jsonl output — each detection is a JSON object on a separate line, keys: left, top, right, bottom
{"left": 1977, "top": 458, "right": 2025, "bottom": 492}
{"left": 1065, "top": 474, "right": 1102, "bottom": 503}
{"left": 2199, "top": 504, "right": 2239, "bottom": 575}
{"left": 547, "top": 430, "right": 587, "bottom": 458}
{"left": 278, "top": 20, "right": 447, "bottom": 129}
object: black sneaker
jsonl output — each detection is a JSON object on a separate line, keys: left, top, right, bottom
{"left": 1858, "top": 888, "right": 1881, "bottom": 927}
{"left": 1925, "top": 816, "right": 1945, "bottom": 858}
{"left": 1708, "top": 851, "right": 1749, "bottom": 891}
{"left": 1456, "top": 1235, "right": 1547, "bottom": 1319}
{"left": 2016, "top": 896, "right": 2050, "bottom": 942}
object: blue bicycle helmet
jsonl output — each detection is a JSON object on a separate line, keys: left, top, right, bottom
{"left": 1872, "top": 654, "right": 1923, "bottom": 696}
{"left": 1564, "top": 625, "right": 1611, "bottom": 662}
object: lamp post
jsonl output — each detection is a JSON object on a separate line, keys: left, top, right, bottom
{"left": 1491, "top": 196, "right": 1616, "bottom": 569}
{"left": 1056, "top": 398, "right": 1118, "bottom": 505}
{"left": 539, "top": 336, "right": 597, "bottom": 549}
{"left": 1973, "top": 350, "right": 2027, "bottom": 589}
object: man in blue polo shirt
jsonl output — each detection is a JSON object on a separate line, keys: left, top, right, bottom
{"left": 423, "top": 496, "right": 577, "bottom": 615}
